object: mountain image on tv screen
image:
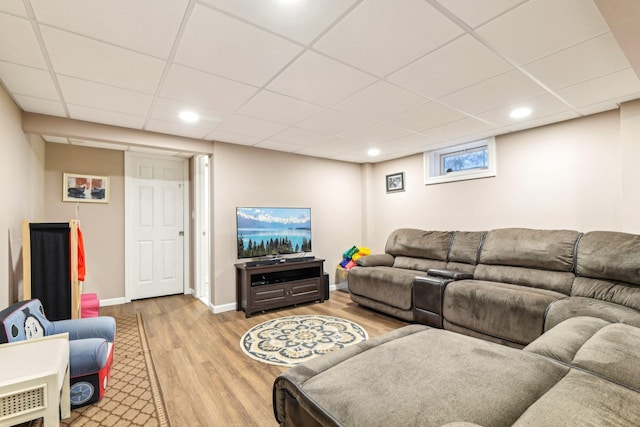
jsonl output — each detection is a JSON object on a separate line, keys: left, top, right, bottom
{"left": 237, "top": 207, "right": 311, "bottom": 258}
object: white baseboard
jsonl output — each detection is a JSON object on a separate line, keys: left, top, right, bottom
{"left": 212, "top": 302, "right": 236, "bottom": 314}
{"left": 99, "top": 297, "right": 126, "bottom": 307}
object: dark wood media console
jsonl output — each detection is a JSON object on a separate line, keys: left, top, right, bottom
{"left": 235, "top": 258, "right": 325, "bottom": 318}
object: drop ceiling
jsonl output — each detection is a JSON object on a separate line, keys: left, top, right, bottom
{"left": 1, "top": 0, "right": 639, "bottom": 163}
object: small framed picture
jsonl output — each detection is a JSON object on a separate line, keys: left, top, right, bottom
{"left": 386, "top": 172, "right": 405, "bottom": 193}
{"left": 63, "top": 173, "right": 110, "bottom": 203}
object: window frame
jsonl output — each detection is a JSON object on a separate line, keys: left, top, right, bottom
{"left": 423, "top": 137, "right": 497, "bottom": 185}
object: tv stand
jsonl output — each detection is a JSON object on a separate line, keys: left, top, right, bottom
{"left": 235, "top": 258, "right": 325, "bottom": 318}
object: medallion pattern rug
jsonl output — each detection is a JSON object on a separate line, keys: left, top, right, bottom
{"left": 28, "top": 313, "right": 170, "bottom": 427}
{"left": 241, "top": 315, "right": 368, "bottom": 367}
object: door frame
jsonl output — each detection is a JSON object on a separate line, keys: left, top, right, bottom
{"left": 124, "top": 152, "right": 190, "bottom": 303}
{"left": 193, "top": 154, "right": 211, "bottom": 305}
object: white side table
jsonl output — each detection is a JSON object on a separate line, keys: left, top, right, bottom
{"left": 0, "top": 333, "right": 70, "bottom": 427}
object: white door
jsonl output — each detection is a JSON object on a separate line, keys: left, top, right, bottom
{"left": 128, "top": 154, "right": 186, "bottom": 300}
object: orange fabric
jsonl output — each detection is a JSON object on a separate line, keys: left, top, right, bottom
{"left": 77, "top": 227, "right": 86, "bottom": 281}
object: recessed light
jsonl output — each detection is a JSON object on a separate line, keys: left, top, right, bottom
{"left": 368, "top": 148, "right": 381, "bottom": 157}
{"left": 179, "top": 111, "right": 199, "bottom": 123}
{"left": 510, "top": 107, "right": 532, "bottom": 119}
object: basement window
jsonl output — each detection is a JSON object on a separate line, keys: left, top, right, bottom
{"left": 424, "top": 137, "right": 497, "bottom": 185}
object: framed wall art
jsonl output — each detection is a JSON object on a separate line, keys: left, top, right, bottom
{"left": 386, "top": 172, "right": 405, "bottom": 193}
{"left": 63, "top": 173, "right": 110, "bottom": 203}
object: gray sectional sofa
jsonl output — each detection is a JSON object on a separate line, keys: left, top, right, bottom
{"left": 274, "top": 316, "right": 640, "bottom": 426}
{"left": 349, "top": 227, "right": 640, "bottom": 347}
{"left": 272, "top": 227, "right": 640, "bottom": 426}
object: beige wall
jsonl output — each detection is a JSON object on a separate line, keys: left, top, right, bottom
{"left": 0, "top": 87, "right": 45, "bottom": 308}
{"left": 211, "top": 142, "right": 363, "bottom": 307}
{"left": 364, "top": 106, "right": 637, "bottom": 253}
{"left": 44, "top": 144, "right": 125, "bottom": 300}
{"left": 620, "top": 99, "right": 640, "bottom": 233}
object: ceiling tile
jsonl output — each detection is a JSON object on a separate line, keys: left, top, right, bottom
{"left": 267, "top": 51, "right": 377, "bottom": 107}
{"left": 215, "top": 114, "right": 287, "bottom": 140}
{"left": 295, "top": 108, "right": 372, "bottom": 135}
{"left": 0, "top": 2, "right": 27, "bottom": 16}
{"left": 425, "top": 116, "right": 498, "bottom": 141}
{"left": 145, "top": 119, "right": 212, "bottom": 139}
{"left": 344, "top": 122, "right": 410, "bottom": 144}
{"left": 384, "top": 101, "right": 466, "bottom": 132}
{"left": 378, "top": 133, "right": 440, "bottom": 153}
{"left": 437, "top": 0, "right": 526, "bottom": 28}
{"left": 1, "top": 1, "right": 639, "bottom": 164}
{"left": 477, "top": 94, "right": 572, "bottom": 127}
{"left": 476, "top": 0, "right": 609, "bottom": 65}
{"left": 269, "top": 127, "right": 330, "bottom": 146}
{"left": 151, "top": 97, "right": 228, "bottom": 128}
{"left": 388, "top": 35, "right": 512, "bottom": 99}
{"left": 300, "top": 137, "right": 359, "bottom": 156}
{"left": 254, "top": 140, "right": 301, "bottom": 153}
{"left": 0, "top": 62, "right": 58, "bottom": 100}
{"left": 576, "top": 101, "right": 626, "bottom": 117}
{"left": 207, "top": 130, "right": 260, "bottom": 146}
{"left": 237, "top": 91, "right": 320, "bottom": 125}
{"left": 503, "top": 110, "right": 580, "bottom": 132}
{"left": 0, "top": 13, "right": 47, "bottom": 68}
{"left": 41, "top": 26, "right": 165, "bottom": 94}
{"left": 67, "top": 104, "right": 146, "bottom": 129}
{"left": 160, "top": 64, "right": 257, "bottom": 112}
{"left": 199, "top": 0, "right": 358, "bottom": 44}
{"left": 314, "top": 0, "right": 463, "bottom": 77}
{"left": 58, "top": 75, "right": 154, "bottom": 117}
{"left": 174, "top": 3, "right": 303, "bottom": 86}
{"left": 557, "top": 68, "right": 640, "bottom": 108}
{"left": 13, "top": 94, "right": 66, "bottom": 116}
{"left": 332, "top": 81, "right": 427, "bottom": 121}
{"left": 30, "top": 0, "right": 188, "bottom": 58}
{"left": 439, "top": 70, "right": 545, "bottom": 114}
{"left": 524, "top": 33, "right": 631, "bottom": 90}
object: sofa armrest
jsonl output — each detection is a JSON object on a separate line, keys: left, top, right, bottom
{"left": 427, "top": 268, "right": 473, "bottom": 280}
{"left": 355, "top": 253, "right": 394, "bottom": 267}
{"left": 51, "top": 316, "right": 116, "bottom": 343}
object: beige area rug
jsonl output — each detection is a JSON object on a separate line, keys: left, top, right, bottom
{"left": 28, "top": 313, "right": 170, "bottom": 427}
{"left": 241, "top": 315, "right": 368, "bottom": 367}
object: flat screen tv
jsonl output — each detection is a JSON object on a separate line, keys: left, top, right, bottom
{"left": 236, "top": 207, "right": 312, "bottom": 259}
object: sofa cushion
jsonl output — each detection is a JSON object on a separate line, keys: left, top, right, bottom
{"left": 384, "top": 228, "right": 452, "bottom": 260}
{"left": 274, "top": 325, "right": 569, "bottom": 427}
{"left": 571, "top": 276, "right": 640, "bottom": 311}
{"left": 544, "top": 296, "right": 640, "bottom": 331}
{"left": 524, "top": 316, "right": 610, "bottom": 364}
{"left": 348, "top": 266, "right": 418, "bottom": 311}
{"left": 512, "top": 370, "right": 640, "bottom": 426}
{"left": 443, "top": 280, "right": 567, "bottom": 345}
{"left": 392, "top": 256, "right": 446, "bottom": 272}
{"left": 479, "top": 228, "right": 580, "bottom": 272}
{"left": 474, "top": 264, "right": 574, "bottom": 294}
{"left": 577, "top": 231, "right": 640, "bottom": 285}
{"left": 448, "top": 231, "right": 485, "bottom": 265}
{"left": 527, "top": 316, "right": 640, "bottom": 392}
{"left": 443, "top": 261, "right": 476, "bottom": 275}
{"left": 355, "top": 253, "right": 394, "bottom": 267}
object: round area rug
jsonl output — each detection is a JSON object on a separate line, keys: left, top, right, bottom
{"left": 240, "top": 315, "right": 368, "bottom": 367}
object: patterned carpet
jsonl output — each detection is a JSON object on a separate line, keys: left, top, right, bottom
{"left": 241, "top": 315, "right": 368, "bottom": 367}
{"left": 29, "top": 313, "right": 169, "bottom": 427}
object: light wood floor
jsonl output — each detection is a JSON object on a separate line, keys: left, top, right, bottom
{"left": 101, "top": 290, "right": 408, "bottom": 427}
